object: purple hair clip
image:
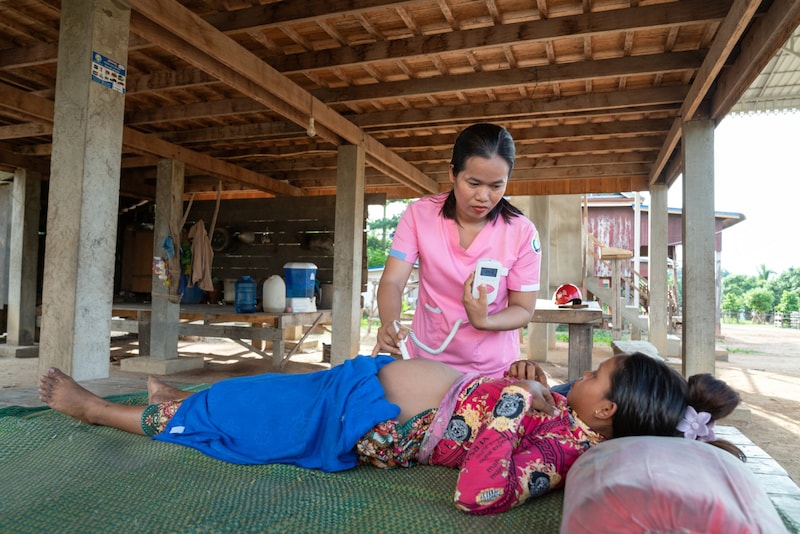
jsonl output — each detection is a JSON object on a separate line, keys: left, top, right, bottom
{"left": 677, "top": 406, "right": 716, "bottom": 442}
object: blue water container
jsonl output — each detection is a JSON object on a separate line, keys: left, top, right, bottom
{"left": 234, "top": 275, "right": 257, "bottom": 313}
{"left": 283, "top": 262, "right": 317, "bottom": 298}
{"left": 179, "top": 274, "right": 205, "bottom": 304}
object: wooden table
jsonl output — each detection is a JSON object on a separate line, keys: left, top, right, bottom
{"left": 530, "top": 299, "right": 603, "bottom": 380}
{"left": 111, "top": 304, "right": 332, "bottom": 369}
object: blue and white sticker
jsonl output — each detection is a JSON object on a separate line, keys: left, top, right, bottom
{"left": 91, "top": 51, "right": 126, "bottom": 94}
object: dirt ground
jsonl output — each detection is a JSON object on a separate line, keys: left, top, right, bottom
{"left": 2, "top": 322, "right": 799, "bottom": 485}
{"left": 712, "top": 323, "right": 800, "bottom": 485}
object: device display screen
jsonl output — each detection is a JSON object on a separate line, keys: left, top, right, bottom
{"left": 480, "top": 267, "right": 498, "bottom": 277}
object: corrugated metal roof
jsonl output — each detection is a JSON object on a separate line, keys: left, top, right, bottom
{"left": 731, "top": 26, "right": 800, "bottom": 114}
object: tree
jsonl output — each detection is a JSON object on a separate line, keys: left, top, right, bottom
{"left": 756, "top": 263, "right": 775, "bottom": 281}
{"left": 721, "top": 273, "right": 758, "bottom": 300}
{"left": 743, "top": 288, "right": 774, "bottom": 324}
{"left": 721, "top": 267, "right": 799, "bottom": 325}
{"left": 770, "top": 267, "right": 800, "bottom": 306}
{"left": 776, "top": 290, "right": 800, "bottom": 315}
{"left": 366, "top": 200, "right": 411, "bottom": 268}
{"left": 721, "top": 293, "right": 744, "bottom": 322}
{"left": 366, "top": 234, "right": 390, "bottom": 268}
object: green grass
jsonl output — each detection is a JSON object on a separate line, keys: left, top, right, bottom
{"left": 723, "top": 347, "right": 763, "bottom": 355}
{"left": 552, "top": 325, "right": 619, "bottom": 346}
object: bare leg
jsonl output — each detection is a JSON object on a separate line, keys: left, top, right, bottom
{"left": 38, "top": 368, "right": 148, "bottom": 436}
{"left": 147, "top": 375, "right": 193, "bottom": 404}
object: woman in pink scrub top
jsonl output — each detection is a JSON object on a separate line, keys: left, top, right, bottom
{"left": 372, "top": 123, "right": 542, "bottom": 377}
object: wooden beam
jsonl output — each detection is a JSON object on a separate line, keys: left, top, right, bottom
{"left": 0, "top": 141, "right": 50, "bottom": 174}
{"left": 0, "top": 42, "right": 59, "bottom": 69}
{"left": 351, "top": 86, "right": 689, "bottom": 129}
{"left": 379, "top": 119, "right": 674, "bottom": 149}
{"left": 121, "top": 129, "right": 300, "bottom": 196}
{"left": 393, "top": 136, "right": 665, "bottom": 161}
{"left": 125, "top": 96, "right": 266, "bottom": 126}
{"left": 0, "top": 122, "right": 52, "bottom": 140}
{"left": 128, "top": 0, "right": 438, "bottom": 196}
{"left": 0, "top": 82, "right": 54, "bottom": 123}
{"left": 203, "top": 0, "right": 419, "bottom": 34}
{"left": 272, "top": 0, "right": 731, "bottom": 74}
{"left": 304, "top": 174, "right": 653, "bottom": 198}
{"left": 0, "top": 1, "right": 418, "bottom": 71}
{"left": 158, "top": 121, "right": 306, "bottom": 144}
{"left": 25, "top": 2, "right": 725, "bottom": 98}
{"left": 123, "top": 85, "right": 684, "bottom": 132}
{"left": 0, "top": 82, "right": 299, "bottom": 196}
{"left": 314, "top": 51, "right": 704, "bottom": 104}
{"left": 285, "top": 161, "right": 652, "bottom": 187}
{"left": 249, "top": 150, "right": 658, "bottom": 178}
{"left": 128, "top": 13, "right": 327, "bottom": 138}
{"left": 648, "top": 0, "right": 762, "bottom": 184}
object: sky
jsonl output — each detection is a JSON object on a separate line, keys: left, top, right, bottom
{"left": 666, "top": 111, "right": 800, "bottom": 277}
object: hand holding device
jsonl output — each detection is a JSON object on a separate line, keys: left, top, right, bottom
{"left": 471, "top": 258, "right": 508, "bottom": 305}
{"left": 393, "top": 320, "right": 410, "bottom": 359}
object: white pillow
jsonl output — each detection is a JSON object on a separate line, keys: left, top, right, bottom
{"left": 560, "top": 435, "right": 787, "bottom": 533}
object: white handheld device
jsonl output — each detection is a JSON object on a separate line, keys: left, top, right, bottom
{"left": 393, "top": 320, "right": 410, "bottom": 359}
{"left": 471, "top": 258, "right": 507, "bottom": 304}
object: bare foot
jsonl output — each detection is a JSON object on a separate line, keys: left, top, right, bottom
{"left": 147, "top": 375, "right": 192, "bottom": 404}
{"left": 38, "top": 368, "right": 107, "bottom": 425}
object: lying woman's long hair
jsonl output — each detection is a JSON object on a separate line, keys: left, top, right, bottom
{"left": 607, "top": 352, "right": 744, "bottom": 460}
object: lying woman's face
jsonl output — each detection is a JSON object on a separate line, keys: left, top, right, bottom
{"left": 566, "top": 357, "right": 621, "bottom": 422}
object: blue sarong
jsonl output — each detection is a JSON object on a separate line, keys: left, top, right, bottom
{"left": 154, "top": 355, "right": 400, "bottom": 471}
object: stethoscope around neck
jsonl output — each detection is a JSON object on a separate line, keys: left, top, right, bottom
{"left": 393, "top": 319, "right": 463, "bottom": 359}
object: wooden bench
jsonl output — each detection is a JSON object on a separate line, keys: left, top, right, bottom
{"left": 111, "top": 304, "right": 332, "bottom": 368}
{"left": 715, "top": 425, "right": 800, "bottom": 530}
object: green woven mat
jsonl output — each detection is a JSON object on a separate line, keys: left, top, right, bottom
{"left": 0, "top": 390, "right": 563, "bottom": 533}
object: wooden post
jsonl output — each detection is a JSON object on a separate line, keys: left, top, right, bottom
{"left": 331, "top": 145, "right": 366, "bottom": 364}
{"left": 600, "top": 246, "right": 633, "bottom": 341}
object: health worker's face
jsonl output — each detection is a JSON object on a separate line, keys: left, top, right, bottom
{"left": 449, "top": 155, "right": 509, "bottom": 223}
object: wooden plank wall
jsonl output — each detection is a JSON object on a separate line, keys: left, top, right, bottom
{"left": 183, "top": 195, "right": 383, "bottom": 290}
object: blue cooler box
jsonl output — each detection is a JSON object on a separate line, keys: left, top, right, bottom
{"left": 283, "top": 262, "right": 317, "bottom": 298}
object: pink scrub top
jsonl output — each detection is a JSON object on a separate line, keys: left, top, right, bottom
{"left": 389, "top": 193, "right": 541, "bottom": 377}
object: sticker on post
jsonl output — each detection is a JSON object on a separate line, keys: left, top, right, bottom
{"left": 91, "top": 51, "right": 126, "bottom": 94}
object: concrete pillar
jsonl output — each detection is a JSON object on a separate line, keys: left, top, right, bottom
{"left": 38, "top": 0, "right": 130, "bottom": 380}
{"left": 0, "top": 169, "right": 41, "bottom": 358}
{"left": 150, "top": 159, "right": 183, "bottom": 359}
{"left": 681, "top": 120, "right": 716, "bottom": 376}
{"left": 331, "top": 145, "right": 365, "bottom": 364}
{"left": 120, "top": 159, "right": 202, "bottom": 375}
{"left": 0, "top": 186, "right": 9, "bottom": 311}
{"left": 526, "top": 195, "right": 551, "bottom": 361}
{"left": 648, "top": 184, "right": 669, "bottom": 356}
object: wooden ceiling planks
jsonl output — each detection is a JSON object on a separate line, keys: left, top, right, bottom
{"left": 0, "top": 0, "right": 797, "bottom": 201}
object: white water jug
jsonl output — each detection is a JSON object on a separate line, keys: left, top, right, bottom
{"left": 262, "top": 275, "right": 286, "bottom": 312}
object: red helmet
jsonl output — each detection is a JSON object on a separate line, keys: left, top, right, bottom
{"left": 554, "top": 283, "right": 582, "bottom": 305}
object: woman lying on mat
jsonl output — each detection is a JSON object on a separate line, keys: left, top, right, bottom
{"left": 39, "top": 352, "right": 742, "bottom": 515}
